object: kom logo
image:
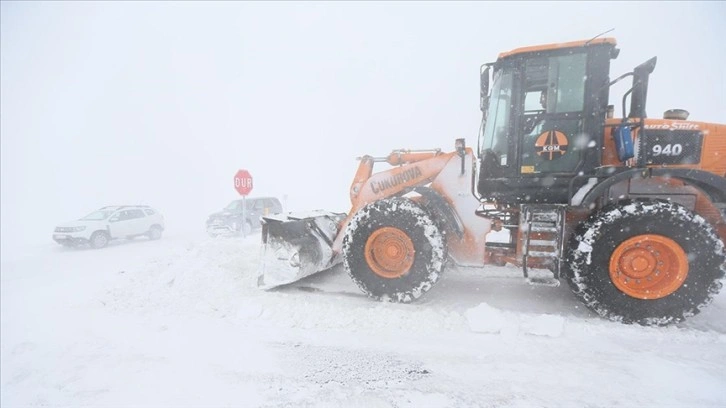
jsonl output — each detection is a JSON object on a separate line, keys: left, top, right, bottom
{"left": 535, "top": 130, "right": 569, "bottom": 160}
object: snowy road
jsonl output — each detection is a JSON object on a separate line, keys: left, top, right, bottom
{"left": 2, "top": 231, "right": 725, "bottom": 407}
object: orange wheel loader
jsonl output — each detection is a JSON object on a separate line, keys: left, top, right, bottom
{"left": 258, "top": 37, "right": 726, "bottom": 326}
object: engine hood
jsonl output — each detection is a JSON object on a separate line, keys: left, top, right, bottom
{"left": 208, "top": 210, "right": 242, "bottom": 219}
{"left": 55, "top": 220, "right": 106, "bottom": 230}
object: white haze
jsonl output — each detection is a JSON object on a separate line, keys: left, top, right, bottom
{"left": 2, "top": 2, "right": 725, "bottom": 253}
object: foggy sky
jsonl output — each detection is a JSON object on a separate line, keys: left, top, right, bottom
{"left": 2, "top": 1, "right": 725, "bottom": 253}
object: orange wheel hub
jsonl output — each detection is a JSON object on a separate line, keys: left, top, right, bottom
{"left": 609, "top": 234, "right": 688, "bottom": 299}
{"left": 364, "top": 227, "right": 415, "bottom": 279}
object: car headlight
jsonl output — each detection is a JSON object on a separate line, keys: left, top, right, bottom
{"left": 72, "top": 226, "right": 86, "bottom": 232}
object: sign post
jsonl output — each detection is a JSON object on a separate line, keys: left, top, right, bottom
{"left": 234, "top": 169, "right": 254, "bottom": 237}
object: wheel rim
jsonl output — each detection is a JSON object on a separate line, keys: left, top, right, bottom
{"left": 364, "top": 227, "right": 415, "bottom": 279}
{"left": 609, "top": 234, "right": 689, "bottom": 299}
{"left": 94, "top": 234, "right": 107, "bottom": 247}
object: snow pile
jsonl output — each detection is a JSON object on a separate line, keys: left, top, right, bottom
{"left": 102, "top": 237, "right": 257, "bottom": 318}
{"left": 101, "top": 235, "right": 469, "bottom": 334}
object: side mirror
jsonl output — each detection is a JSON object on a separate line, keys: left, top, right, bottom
{"left": 455, "top": 138, "right": 467, "bottom": 175}
{"left": 455, "top": 138, "right": 466, "bottom": 156}
{"left": 109, "top": 216, "right": 119, "bottom": 222}
{"left": 480, "top": 65, "right": 490, "bottom": 112}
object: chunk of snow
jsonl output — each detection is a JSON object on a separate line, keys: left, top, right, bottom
{"left": 465, "top": 303, "right": 506, "bottom": 334}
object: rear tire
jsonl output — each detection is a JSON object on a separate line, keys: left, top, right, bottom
{"left": 147, "top": 225, "right": 163, "bottom": 240}
{"left": 564, "top": 199, "right": 725, "bottom": 326}
{"left": 342, "top": 197, "right": 446, "bottom": 303}
{"left": 90, "top": 231, "right": 110, "bottom": 249}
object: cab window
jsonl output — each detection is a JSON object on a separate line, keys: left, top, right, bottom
{"left": 522, "top": 53, "right": 587, "bottom": 115}
{"left": 128, "top": 209, "right": 145, "bottom": 219}
{"left": 265, "top": 198, "right": 281, "bottom": 211}
{"left": 479, "top": 70, "right": 514, "bottom": 166}
{"left": 549, "top": 53, "right": 587, "bottom": 113}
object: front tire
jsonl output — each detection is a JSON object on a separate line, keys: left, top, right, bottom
{"left": 90, "top": 231, "right": 110, "bottom": 249}
{"left": 564, "top": 199, "right": 725, "bottom": 326}
{"left": 342, "top": 197, "right": 446, "bottom": 303}
{"left": 242, "top": 221, "right": 253, "bottom": 236}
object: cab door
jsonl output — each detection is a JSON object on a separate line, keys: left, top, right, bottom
{"left": 517, "top": 53, "right": 587, "bottom": 178}
{"left": 477, "top": 45, "right": 612, "bottom": 205}
{"left": 512, "top": 49, "right": 613, "bottom": 204}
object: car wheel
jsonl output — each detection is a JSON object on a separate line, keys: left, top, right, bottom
{"left": 147, "top": 225, "right": 163, "bottom": 240}
{"left": 242, "top": 221, "right": 253, "bottom": 236}
{"left": 90, "top": 231, "right": 110, "bottom": 249}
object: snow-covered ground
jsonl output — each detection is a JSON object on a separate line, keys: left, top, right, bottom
{"left": 2, "top": 230, "right": 725, "bottom": 407}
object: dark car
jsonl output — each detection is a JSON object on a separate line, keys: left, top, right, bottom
{"left": 206, "top": 197, "right": 283, "bottom": 237}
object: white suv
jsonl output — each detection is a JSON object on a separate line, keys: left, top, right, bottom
{"left": 53, "top": 205, "right": 165, "bottom": 249}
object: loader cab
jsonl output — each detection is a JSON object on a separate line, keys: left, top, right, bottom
{"left": 477, "top": 38, "right": 619, "bottom": 205}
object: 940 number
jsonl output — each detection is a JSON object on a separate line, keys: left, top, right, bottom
{"left": 651, "top": 143, "right": 683, "bottom": 157}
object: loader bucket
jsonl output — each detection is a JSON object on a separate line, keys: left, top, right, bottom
{"left": 257, "top": 211, "right": 346, "bottom": 289}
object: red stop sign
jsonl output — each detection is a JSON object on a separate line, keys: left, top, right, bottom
{"left": 234, "top": 169, "right": 253, "bottom": 196}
